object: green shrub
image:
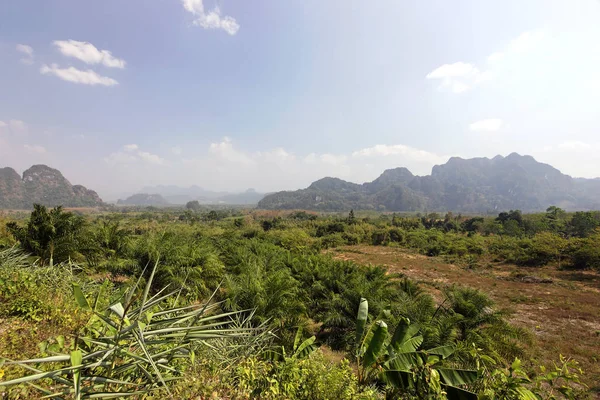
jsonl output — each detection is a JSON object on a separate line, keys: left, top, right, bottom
{"left": 319, "top": 233, "right": 347, "bottom": 249}
{"left": 0, "top": 271, "right": 52, "bottom": 321}
{"left": 371, "top": 228, "right": 390, "bottom": 246}
{"left": 570, "top": 234, "right": 600, "bottom": 270}
{"left": 316, "top": 221, "right": 346, "bottom": 237}
{"left": 233, "top": 351, "right": 381, "bottom": 400}
{"left": 266, "top": 228, "right": 314, "bottom": 252}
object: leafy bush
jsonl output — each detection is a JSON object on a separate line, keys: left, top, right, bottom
{"left": 318, "top": 232, "right": 347, "bottom": 249}
{"left": 371, "top": 228, "right": 390, "bottom": 246}
{"left": 569, "top": 234, "right": 600, "bottom": 270}
{"left": 266, "top": 227, "right": 314, "bottom": 252}
{"left": 0, "top": 248, "right": 83, "bottom": 323}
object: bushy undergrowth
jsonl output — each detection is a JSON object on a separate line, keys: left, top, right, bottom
{"left": 171, "top": 351, "right": 382, "bottom": 400}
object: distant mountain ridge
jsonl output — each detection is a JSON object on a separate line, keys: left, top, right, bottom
{"left": 0, "top": 165, "right": 103, "bottom": 209}
{"left": 117, "top": 193, "right": 170, "bottom": 206}
{"left": 131, "top": 186, "right": 266, "bottom": 205}
{"left": 258, "top": 153, "right": 600, "bottom": 212}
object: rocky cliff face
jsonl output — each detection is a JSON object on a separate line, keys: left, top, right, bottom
{"left": 0, "top": 167, "right": 25, "bottom": 209}
{"left": 0, "top": 165, "right": 103, "bottom": 209}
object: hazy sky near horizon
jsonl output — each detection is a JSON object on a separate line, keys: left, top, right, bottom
{"left": 2, "top": 0, "right": 600, "bottom": 199}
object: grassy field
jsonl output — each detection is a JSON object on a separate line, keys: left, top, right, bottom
{"left": 327, "top": 245, "right": 600, "bottom": 393}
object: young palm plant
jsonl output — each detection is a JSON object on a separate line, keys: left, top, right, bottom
{"left": 263, "top": 327, "right": 318, "bottom": 362}
{"left": 6, "top": 204, "right": 85, "bottom": 266}
{"left": 354, "top": 298, "right": 479, "bottom": 400}
{"left": 0, "top": 261, "right": 255, "bottom": 399}
{"left": 443, "top": 285, "right": 527, "bottom": 362}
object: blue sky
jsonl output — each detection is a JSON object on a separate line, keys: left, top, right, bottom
{"left": 2, "top": 0, "right": 600, "bottom": 199}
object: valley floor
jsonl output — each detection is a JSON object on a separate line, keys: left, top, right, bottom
{"left": 326, "top": 245, "right": 600, "bottom": 395}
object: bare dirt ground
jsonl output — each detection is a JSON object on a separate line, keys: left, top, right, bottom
{"left": 325, "top": 245, "right": 600, "bottom": 394}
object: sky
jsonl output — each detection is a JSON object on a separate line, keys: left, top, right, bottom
{"left": 2, "top": 0, "right": 600, "bottom": 200}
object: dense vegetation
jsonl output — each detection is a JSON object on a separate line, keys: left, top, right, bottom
{"left": 0, "top": 204, "right": 595, "bottom": 398}
{"left": 259, "top": 153, "right": 600, "bottom": 212}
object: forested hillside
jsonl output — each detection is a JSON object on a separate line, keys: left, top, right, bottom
{"left": 259, "top": 153, "right": 600, "bottom": 212}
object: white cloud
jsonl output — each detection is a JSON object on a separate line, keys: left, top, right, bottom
{"left": 533, "top": 140, "right": 600, "bottom": 179}
{"left": 260, "top": 147, "right": 294, "bottom": 163}
{"left": 16, "top": 44, "right": 34, "bottom": 65}
{"left": 10, "top": 120, "right": 26, "bottom": 130}
{"left": 104, "top": 151, "right": 137, "bottom": 166}
{"left": 1, "top": 119, "right": 28, "bottom": 133}
{"left": 177, "top": 138, "right": 450, "bottom": 191}
{"left": 209, "top": 137, "right": 254, "bottom": 164}
{"left": 469, "top": 119, "right": 504, "bottom": 132}
{"left": 24, "top": 144, "right": 47, "bottom": 154}
{"left": 508, "top": 31, "right": 544, "bottom": 53}
{"left": 105, "top": 145, "right": 164, "bottom": 166}
{"left": 426, "top": 62, "right": 478, "bottom": 79}
{"left": 182, "top": 0, "right": 240, "bottom": 35}
{"left": 171, "top": 146, "right": 183, "bottom": 155}
{"left": 92, "top": 135, "right": 467, "bottom": 199}
{"left": 124, "top": 144, "right": 139, "bottom": 152}
{"left": 474, "top": 70, "right": 495, "bottom": 84}
{"left": 99, "top": 136, "right": 457, "bottom": 196}
{"left": 426, "top": 62, "right": 492, "bottom": 93}
{"left": 486, "top": 31, "right": 544, "bottom": 64}
{"left": 137, "top": 151, "right": 165, "bottom": 165}
{"left": 352, "top": 144, "right": 447, "bottom": 165}
{"left": 0, "top": 119, "right": 27, "bottom": 133}
{"left": 40, "top": 64, "right": 118, "bottom": 86}
{"left": 450, "top": 81, "right": 470, "bottom": 94}
{"left": 428, "top": 31, "right": 544, "bottom": 93}
{"left": 320, "top": 153, "right": 348, "bottom": 166}
{"left": 487, "top": 52, "right": 504, "bottom": 62}
{"left": 16, "top": 44, "right": 33, "bottom": 57}
{"left": 52, "top": 40, "right": 126, "bottom": 68}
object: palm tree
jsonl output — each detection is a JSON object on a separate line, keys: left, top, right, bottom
{"left": 6, "top": 204, "right": 85, "bottom": 265}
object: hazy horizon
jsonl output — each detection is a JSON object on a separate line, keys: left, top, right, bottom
{"left": 2, "top": 0, "right": 600, "bottom": 199}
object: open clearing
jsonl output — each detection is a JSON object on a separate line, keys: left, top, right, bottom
{"left": 326, "top": 245, "right": 600, "bottom": 394}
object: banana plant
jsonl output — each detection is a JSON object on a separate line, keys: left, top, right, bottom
{"left": 355, "top": 297, "right": 478, "bottom": 399}
{"left": 264, "top": 326, "right": 318, "bottom": 362}
{"left": 0, "top": 261, "right": 256, "bottom": 399}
